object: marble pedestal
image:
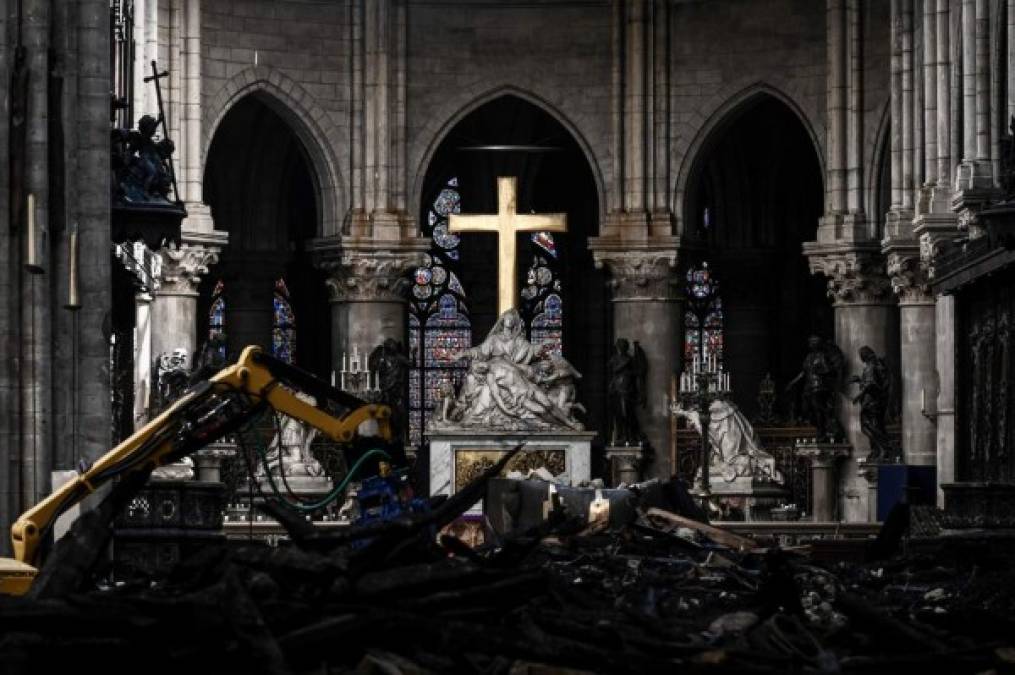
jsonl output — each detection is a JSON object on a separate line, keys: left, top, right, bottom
{"left": 605, "top": 444, "right": 643, "bottom": 486}
{"left": 707, "top": 477, "right": 788, "bottom": 522}
{"left": 428, "top": 430, "right": 594, "bottom": 515}
{"left": 796, "top": 442, "right": 851, "bottom": 522}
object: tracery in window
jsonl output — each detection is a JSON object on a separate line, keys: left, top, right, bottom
{"left": 683, "top": 262, "right": 724, "bottom": 369}
{"left": 408, "top": 177, "right": 471, "bottom": 446}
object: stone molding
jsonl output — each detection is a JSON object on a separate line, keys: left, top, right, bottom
{"left": 913, "top": 212, "right": 960, "bottom": 281}
{"left": 157, "top": 241, "right": 221, "bottom": 297}
{"left": 803, "top": 244, "right": 892, "bottom": 306}
{"left": 590, "top": 246, "right": 680, "bottom": 302}
{"left": 885, "top": 249, "right": 933, "bottom": 305}
{"left": 316, "top": 240, "right": 429, "bottom": 303}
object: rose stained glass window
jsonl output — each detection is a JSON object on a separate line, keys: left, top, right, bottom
{"left": 408, "top": 177, "right": 471, "bottom": 446}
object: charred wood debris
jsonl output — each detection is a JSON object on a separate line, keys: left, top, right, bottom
{"left": 1, "top": 450, "right": 1014, "bottom": 674}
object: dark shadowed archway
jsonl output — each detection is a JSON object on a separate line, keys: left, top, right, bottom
{"left": 410, "top": 95, "right": 608, "bottom": 451}
{"left": 199, "top": 93, "right": 330, "bottom": 377}
{"left": 684, "top": 94, "right": 830, "bottom": 419}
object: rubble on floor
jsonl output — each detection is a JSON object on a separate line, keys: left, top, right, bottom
{"left": 1, "top": 456, "right": 1014, "bottom": 674}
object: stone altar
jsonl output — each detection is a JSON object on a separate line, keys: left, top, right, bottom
{"left": 429, "top": 430, "right": 594, "bottom": 514}
{"left": 427, "top": 308, "right": 593, "bottom": 511}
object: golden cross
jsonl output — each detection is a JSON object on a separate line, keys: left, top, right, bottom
{"left": 449, "top": 176, "right": 566, "bottom": 315}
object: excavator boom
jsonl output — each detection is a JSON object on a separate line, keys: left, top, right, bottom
{"left": 0, "top": 346, "right": 393, "bottom": 596}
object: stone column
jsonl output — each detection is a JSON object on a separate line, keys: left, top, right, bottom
{"left": 934, "top": 293, "right": 956, "bottom": 505}
{"left": 955, "top": 0, "right": 993, "bottom": 198}
{"left": 591, "top": 246, "right": 681, "bottom": 479}
{"left": 133, "top": 291, "right": 154, "bottom": 427}
{"left": 318, "top": 242, "right": 427, "bottom": 375}
{"left": 797, "top": 443, "right": 851, "bottom": 521}
{"left": 179, "top": 0, "right": 215, "bottom": 232}
{"left": 922, "top": 0, "right": 938, "bottom": 198}
{"left": 826, "top": 0, "right": 848, "bottom": 218}
{"left": 887, "top": 252, "right": 937, "bottom": 466}
{"left": 153, "top": 242, "right": 220, "bottom": 364}
{"left": 805, "top": 245, "right": 896, "bottom": 522}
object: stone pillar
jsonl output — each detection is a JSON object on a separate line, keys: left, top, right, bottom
{"left": 936, "top": 0, "right": 952, "bottom": 195}
{"left": 934, "top": 293, "right": 956, "bottom": 505}
{"left": 900, "top": 0, "right": 915, "bottom": 213}
{"left": 317, "top": 242, "right": 427, "bottom": 375}
{"left": 805, "top": 245, "right": 896, "bottom": 522}
{"left": 153, "top": 242, "right": 220, "bottom": 364}
{"left": 955, "top": 0, "right": 993, "bottom": 198}
{"left": 133, "top": 291, "right": 154, "bottom": 427}
{"left": 797, "top": 443, "right": 851, "bottom": 521}
{"left": 887, "top": 252, "right": 937, "bottom": 466}
{"left": 591, "top": 246, "right": 681, "bottom": 479}
{"left": 922, "top": 0, "right": 938, "bottom": 194}
{"left": 826, "top": 0, "right": 848, "bottom": 218}
{"left": 858, "top": 462, "right": 880, "bottom": 522}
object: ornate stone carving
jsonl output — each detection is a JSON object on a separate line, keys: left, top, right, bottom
{"left": 321, "top": 250, "right": 428, "bottom": 303}
{"left": 432, "top": 309, "right": 585, "bottom": 432}
{"left": 806, "top": 249, "right": 892, "bottom": 305}
{"left": 917, "top": 228, "right": 955, "bottom": 281}
{"left": 158, "top": 242, "right": 220, "bottom": 296}
{"left": 592, "top": 249, "right": 680, "bottom": 301}
{"left": 886, "top": 251, "right": 932, "bottom": 304}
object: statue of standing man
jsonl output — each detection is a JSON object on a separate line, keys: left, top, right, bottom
{"left": 607, "top": 338, "right": 646, "bottom": 446}
{"left": 369, "top": 338, "right": 411, "bottom": 443}
{"left": 850, "top": 346, "right": 900, "bottom": 462}
{"left": 787, "top": 336, "right": 846, "bottom": 442}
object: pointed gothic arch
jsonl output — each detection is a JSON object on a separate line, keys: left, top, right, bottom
{"left": 410, "top": 85, "right": 609, "bottom": 224}
{"left": 673, "top": 83, "right": 825, "bottom": 237}
{"left": 203, "top": 66, "right": 345, "bottom": 236}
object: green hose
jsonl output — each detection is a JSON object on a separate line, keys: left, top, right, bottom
{"left": 249, "top": 422, "right": 392, "bottom": 512}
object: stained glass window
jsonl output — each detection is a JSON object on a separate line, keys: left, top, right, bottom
{"left": 408, "top": 177, "right": 471, "bottom": 446}
{"left": 208, "top": 280, "right": 226, "bottom": 361}
{"left": 272, "top": 278, "right": 296, "bottom": 364}
{"left": 521, "top": 251, "right": 563, "bottom": 357}
{"left": 683, "top": 262, "right": 724, "bottom": 368}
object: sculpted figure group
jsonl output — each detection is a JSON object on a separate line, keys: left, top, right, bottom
{"left": 434, "top": 309, "right": 584, "bottom": 432}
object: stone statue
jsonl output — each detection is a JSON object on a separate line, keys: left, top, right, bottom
{"left": 257, "top": 392, "right": 326, "bottom": 478}
{"left": 537, "top": 353, "right": 586, "bottom": 420}
{"left": 436, "top": 308, "right": 584, "bottom": 431}
{"left": 850, "top": 346, "right": 900, "bottom": 463}
{"left": 672, "top": 399, "right": 784, "bottom": 484}
{"left": 607, "top": 338, "right": 646, "bottom": 446}
{"left": 150, "top": 348, "right": 194, "bottom": 480}
{"left": 153, "top": 348, "right": 190, "bottom": 413}
{"left": 786, "top": 335, "right": 846, "bottom": 442}
{"left": 112, "top": 114, "right": 176, "bottom": 205}
{"left": 369, "top": 337, "right": 410, "bottom": 442}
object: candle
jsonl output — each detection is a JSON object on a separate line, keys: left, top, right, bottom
{"left": 921, "top": 388, "right": 926, "bottom": 411}
{"left": 342, "top": 353, "right": 348, "bottom": 371}
{"left": 340, "top": 372, "right": 346, "bottom": 390}
{"left": 331, "top": 370, "right": 336, "bottom": 387}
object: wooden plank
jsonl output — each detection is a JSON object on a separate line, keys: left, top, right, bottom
{"left": 643, "top": 508, "right": 758, "bottom": 551}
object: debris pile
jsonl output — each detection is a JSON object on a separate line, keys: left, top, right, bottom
{"left": 1, "top": 455, "right": 1014, "bottom": 674}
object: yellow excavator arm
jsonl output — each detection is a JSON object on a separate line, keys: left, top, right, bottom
{"left": 0, "top": 345, "right": 392, "bottom": 596}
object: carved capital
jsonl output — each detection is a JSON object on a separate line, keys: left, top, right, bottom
{"left": 157, "top": 242, "right": 221, "bottom": 296}
{"left": 886, "top": 250, "right": 933, "bottom": 304}
{"left": 321, "top": 249, "right": 428, "bottom": 303}
{"left": 804, "top": 246, "right": 892, "bottom": 305}
{"left": 592, "top": 249, "right": 680, "bottom": 301}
